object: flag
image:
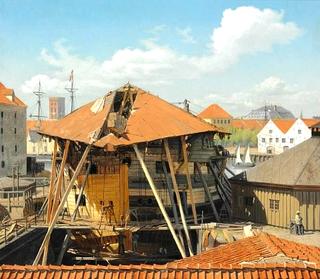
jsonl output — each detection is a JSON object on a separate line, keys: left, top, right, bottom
{"left": 69, "top": 70, "right": 74, "bottom": 82}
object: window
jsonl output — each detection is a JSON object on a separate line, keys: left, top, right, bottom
{"left": 224, "top": 120, "right": 227, "bottom": 124}
{"left": 282, "top": 138, "right": 286, "bottom": 143}
{"left": 290, "top": 138, "right": 294, "bottom": 144}
{"left": 14, "top": 112, "right": 17, "bottom": 119}
{"left": 1, "top": 161, "right": 5, "bottom": 168}
{"left": 269, "top": 129, "right": 272, "bottom": 134}
{"left": 0, "top": 128, "right": 3, "bottom": 134}
{"left": 14, "top": 145, "right": 17, "bottom": 152}
{"left": 262, "top": 138, "right": 265, "bottom": 143}
{"left": 276, "top": 138, "right": 279, "bottom": 143}
{"left": 32, "top": 145, "right": 36, "bottom": 153}
{"left": 0, "top": 112, "right": 3, "bottom": 118}
{"left": 298, "top": 129, "right": 302, "bottom": 134}
{"left": 270, "top": 199, "right": 279, "bottom": 210}
{"left": 14, "top": 128, "right": 16, "bottom": 134}
{"left": 269, "top": 138, "right": 273, "bottom": 143}
{"left": 1, "top": 145, "right": 3, "bottom": 152}
{"left": 244, "top": 196, "right": 254, "bottom": 206}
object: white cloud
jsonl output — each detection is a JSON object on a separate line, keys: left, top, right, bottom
{"left": 21, "top": 6, "right": 302, "bottom": 114}
{"left": 176, "top": 27, "right": 196, "bottom": 44}
{"left": 194, "top": 76, "right": 320, "bottom": 118}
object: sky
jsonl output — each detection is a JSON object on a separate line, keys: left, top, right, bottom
{"left": 0, "top": 0, "right": 320, "bottom": 118}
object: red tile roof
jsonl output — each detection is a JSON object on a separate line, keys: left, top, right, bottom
{"left": 303, "top": 118, "right": 320, "bottom": 128}
{"left": 272, "top": 119, "right": 295, "bottom": 133}
{"left": 231, "top": 119, "right": 267, "bottom": 130}
{"left": 26, "top": 119, "right": 58, "bottom": 132}
{"left": 0, "top": 82, "right": 26, "bottom": 107}
{"left": 39, "top": 84, "right": 226, "bottom": 148}
{"left": 175, "top": 233, "right": 320, "bottom": 265}
{"left": 0, "top": 263, "right": 319, "bottom": 279}
{"left": 198, "top": 104, "right": 232, "bottom": 119}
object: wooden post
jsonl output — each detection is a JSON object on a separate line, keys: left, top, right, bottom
{"left": 180, "top": 136, "right": 198, "bottom": 224}
{"left": 133, "top": 144, "right": 186, "bottom": 258}
{"left": 50, "top": 140, "right": 70, "bottom": 221}
{"left": 33, "top": 144, "right": 91, "bottom": 265}
{"left": 195, "top": 162, "right": 221, "bottom": 222}
{"left": 164, "top": 139, "right": 194, "bottom": 256}
{"left": 46, "top": 140, "right": 58, "bottom": 223}
{"left": 56, "top": 162, "right": 92, "bottom": 264}
{"left": 162, "top": 160, "right": 185, "bottom": 251}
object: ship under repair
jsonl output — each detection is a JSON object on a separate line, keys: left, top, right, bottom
{"left": 34, "top": 84, "right": 232, "bottom": 264}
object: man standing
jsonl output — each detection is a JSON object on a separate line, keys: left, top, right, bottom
{"left": 295, "top": 211, "right": 304, "bottom": 235}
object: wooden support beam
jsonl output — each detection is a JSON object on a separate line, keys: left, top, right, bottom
{"left": 194, "top": 162, "right": 221, "bottom": 222}
{"left": 164, "top": 139, "right": 194, "bottom": 256}
{"left": 162, "top": 160, "right": 185, "bottom": 251}
{"left": 50, "top": 140, "right": 70, "bottom": 222}
{"left": 56, "top": 162, "right": 92, "bottom": 264}
{"left": 133, "top": 144, "right": 186, "bottom": 258}
{"left": 180, "top": 136, "right": 197, "bottom": 224}
{"left": 33, "top": 144, "right": 92, "bottom": 265}
{"left": 46, "top": 140, "right": 58, "bottom": 223}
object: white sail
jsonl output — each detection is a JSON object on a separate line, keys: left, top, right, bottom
{"left": 235, "top": 145, "right": 243, "bottom": 165}
{"left": 244, "top": 144, "right": 253, "bottom": 164}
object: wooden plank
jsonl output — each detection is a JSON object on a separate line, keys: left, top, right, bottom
{"left": 164, "top": 139, "right": 193, "bottom": 256}
{"left": 133, "top": 144, "right": 186, "bottom": 258}
{"left": 181, "top": 136, "right": 197, "bottom": 224}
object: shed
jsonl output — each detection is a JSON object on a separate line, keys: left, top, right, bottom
{"left": 231, "top": 136, "right": 320, "bottom": 230}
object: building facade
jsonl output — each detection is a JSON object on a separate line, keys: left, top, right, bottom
{"left": 232, "top": 136, "right": 320, "bottom": 231}
{"left": 26, "top": 120, "right": 56, "bottom": 156}
{"left": 49, "top": 97, "right": 65, "bottom": 119}
{"left": 198, "top": 104, "right": 233, "bottom": 128}
{"left": 0, "top": 83, "right": 27, "bottom": 176}
{"left": 257, "top": 118, "right": 319, "bottom": 154}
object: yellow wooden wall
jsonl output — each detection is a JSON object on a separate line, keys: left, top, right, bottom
{"left": 232, "top": 182, "right": 320, "bottom": 231}
{"left": 68, "top": 164, "right": 129, "bottom": 225}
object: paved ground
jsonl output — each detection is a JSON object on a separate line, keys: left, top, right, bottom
{"left": 260, "top": 225, "right": 320, "bottom": 247}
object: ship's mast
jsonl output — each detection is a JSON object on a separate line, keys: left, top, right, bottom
{"left": 65, "top": 70, "right": 77, "bottom": 112}
{"left": 30, "top": 81, "right": 45, "bottom": 129}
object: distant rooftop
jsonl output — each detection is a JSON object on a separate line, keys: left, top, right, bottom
{"left": 243, "top": 105, "right": 294, "bottom": 120}
{"left": 0, "top": 82, "right": 26, "bottom": 107}
{"left": 198, "top": 104, "right": 232, "bottom": 119}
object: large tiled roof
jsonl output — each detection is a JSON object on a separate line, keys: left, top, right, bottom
{"left": 198, "top": 104, "right": 232, "bottom": 119}
{"left": 0, "top": 263, "right": 319, "bottom": 279}
{"left": 240, "top": 137, "right": 320, "bottom": 187}
{"left": 175, "top": 232, "right": 320, "bottom": 265}
{"left": 1, "top": 233, "right": 320, "bottom": 278}
{"left": 26, "top": 119, "right": 57, "bottom": 132}
{"left": 39, "top": 84, "right": 226, "bottom": 148}
{"left": 272, "top": 119, "right": 295, "bottom": 133}
{"left": 0, "top": 82, "right": 26, "bottom": 107}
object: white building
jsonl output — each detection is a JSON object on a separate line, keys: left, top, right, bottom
{"left": 0, "top": 82, "right": 27, "bottom": 176}
{"left": 257, "top": 118, "right": 319, "bottom": 154}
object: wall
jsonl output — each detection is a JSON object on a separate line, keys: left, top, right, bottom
{"left": 0, "top": 104, "right": 26, "bottom": 176}
{"left": 257, "top": 120, "right": 284, "bottom": 154}
{"left": 232, "top": 181, "right": 320, "bottom": 230}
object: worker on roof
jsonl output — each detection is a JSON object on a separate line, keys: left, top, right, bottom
{"left": 295, "top": 210, "right": 304, "bottom": 235}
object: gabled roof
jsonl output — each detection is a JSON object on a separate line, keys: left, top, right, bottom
{"left": 271, "top": 119, "right": 295, "bottom": 133}
{"left": 1, "top": 263, "right": 320, "bottom": 279}
{"left": 175, "top": 232, "right": 320, "bottom": 265}
{"left": 240, "top": 137, "right": 320, "bottom": 187}
{"left": 231, "top": 119, "right": 266, "bottom": 130}
{"left": 39, "top": 84, "right": 226, "bottom": 148}
{"left": 198, "top": 104, "right": 232, "bottom": 119}
{"left": 0, "top": 82, "right": 26, "bottom": 107}
{"left": 303, "top": 118, "right": 320, "bottom": 128}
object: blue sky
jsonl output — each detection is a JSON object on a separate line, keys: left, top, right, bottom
{"left": 1, "top": 0, "right": 320, "bottom": 117}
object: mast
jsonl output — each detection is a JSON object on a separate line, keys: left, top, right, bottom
{"left": 30, "top": 81, "right": 45, "bottom": 129}
{"left": 65, "top": 70, "right": 77, "bottom": 112}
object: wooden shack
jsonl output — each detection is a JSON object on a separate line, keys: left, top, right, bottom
{"left": 33, "top": 84, "right": 231, "bottom": 264}
{"left": 231, "top": 132, "right": 320, "bottom": 231}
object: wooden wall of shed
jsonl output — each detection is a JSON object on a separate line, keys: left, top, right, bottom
{"left": 232, "top": 182, "right": 320, "bottom": 231}
{"left": 68, "top": 164, "right": 129, "bottom": 224}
